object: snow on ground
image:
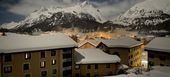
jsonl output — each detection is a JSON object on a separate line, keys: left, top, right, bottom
{"left": 104, "top": 66, "right": 170, "bottom": 77}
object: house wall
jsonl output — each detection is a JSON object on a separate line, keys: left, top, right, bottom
{"left": 148, "top": 51, "right": 170, "bottom": 66}
{"left": 73, "top": 63, "right": 118, "bottom": 77}
{"left": 109, "top": 46, "right": 142, "bottom": 67}
{"left": 99, "top": 45, "right": 142, "bottom": 67}
{"left": 1, "top": 48, "right": 74, "bottom": 77}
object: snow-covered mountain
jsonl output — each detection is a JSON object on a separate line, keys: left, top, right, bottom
{"left": 4, "top": 1, "right": 113, "bottom": 33}
{"left": 113, "top": 0, "right": 170, "bottom": 34}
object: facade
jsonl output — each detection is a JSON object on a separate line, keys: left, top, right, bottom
{"left": 145, "top": 37, "right": 170, "bottom": 67}
{"left": 73, "top": 48, "right": 120, "bottom": 77}
{"left": 97, "top": 38, "right": 143, "bottom": 67}
{"left": 0, "top": 33, "right": 77, "bottom": 77}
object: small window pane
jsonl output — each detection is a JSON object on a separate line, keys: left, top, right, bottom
{"left": 25, "top": 53, "right": 31, "bottom": 59}
{"left": 87, "top": 65, "right": 91, "bottom": 69}
{"left": 4, "top": 66, "right": 12, "bottom": 73}
{"left": 52, "top": 59, "right": 56, "bottom": 65}
{"left": 25, "top": 74, "right": 30, "bottom": 77}
{"left": 51, "top": 50, "right": 56, "bottom": 56}
{"left": 4, "top": 54, "right": 12, "bottom": 62}
{"left": 23, "top": 64, "right": 29, "bottom": 70}
{"left": 41, "top": 51, "right": 45, "bottom": 58}
{"left": 41, "top": 71, "right": 47, "bottom": 77}
{"left": 40, "top": 61, "right": 45, "bottom": 68}
{"left": 52, "top": 69, "right": 57, "bottom": 74}
{"left": 75, "top": 65, "right": 80, "bottom": 69}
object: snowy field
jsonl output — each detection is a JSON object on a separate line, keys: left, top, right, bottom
{"left": 105, "top": 66, "right": 170, "bottom": 77}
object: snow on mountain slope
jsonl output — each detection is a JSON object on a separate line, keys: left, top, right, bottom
{"left": 18, "top": 1, "right": 106, "bottom": 28}
{"left": 113, "top": 0, "right": 170, "bottom": 26}
{"left": 0, "top": 22, "right": 19, "bottom": 29}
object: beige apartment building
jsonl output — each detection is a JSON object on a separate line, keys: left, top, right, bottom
{"left": 0, "top": 33, "right": 77, "bottom": 77}
{"left": 145, "top": 37, "right": 170, "bottom": 67}
{"left": 97, "top": 37, "right": 143, "bottom": 67}
{"left": 73, "top": 48, "right": 120, "bottom": 77}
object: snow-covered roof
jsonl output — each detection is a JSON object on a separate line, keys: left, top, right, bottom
{"left": 0, "top": 32, "right": 77, "bottom": 53}
{"left": 145, "top": 37, "right": 170, "bottom": 53}
{"left": 100, "top": 37, "right": 143, "bottom": 48}
{"left": 75, "top": 48, "right": 120, "bottom": 64}
{"left": 78, "top": 40, "right": 101, "bottom": 47}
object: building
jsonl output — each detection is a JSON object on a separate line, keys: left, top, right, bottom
{"left": 73, "top": 48, "right": 120, "bottom": 77}
{"left": 78, "top": 40, "right": 100, "bottom": 48}
{"left": 97, "top": 37, "right": 143, "bottom": 67}
{"left": 0, "top": 33, "right": 77, "bottom": 77}
{"left": 145, "top": 37, "right": 170, "bottom": 67}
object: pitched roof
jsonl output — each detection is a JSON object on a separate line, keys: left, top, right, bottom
{"left": 0, "top": 32, "right": 77, "bottom": 53}
{"left": 99, "top": 37, "right": 142, "bottom": 48}
{"left": 75, "top": 48, "right": 120, "bottom": 64}
{"left": 78, "top": 40, "right": 101, "bottom": 47}
{"left": 145, "top": 37, "right": 170, "bottom": 53}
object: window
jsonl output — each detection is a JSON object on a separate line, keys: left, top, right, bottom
{"left": 4, "top": 54, "right": 12, "bottom": 62}
{"left": 95, "top": 64, "right": 98, "bottom": 69}
{"left": 52, "top": 69, "right": 57, "bottom": 74}
{"left": 41, "top": 71, "right": 47, "bottom": 77}
{"left": 25, "top": 74, "right": 30, "bottom": 77}
{"left": 87, "top": 73, "right": 90, "bottom": 77}
{"left": 63, "top": 61, "right": 72, "bottom": 67}
{"left": 95, "top": 72, "right": 98, "bottom": 77}
{"left": 52, "top": 59, "right": 56, "bottom": 65}
{"left": 75, "top": 65, "right": 80, "bottom": 69}
{"left": 87, "top": 65, "right": 91, "bottom": 69}
{"left": 113, "top": 52, "right": 120, "bottom": 57}
{"left": 23, "top": 64, "right": 29, "bottom": 70}
{"left": 148, "top": 54, "right": 154, "bottom": 58}
{"left": 51, "top": 50, "right": 56, "bottom": 56}
{"left": 106, "top": 64, "right": 110, "bottom": 68}
{"left": 130, "top": 61, "right": 133, "bottom": 65}
{"left": 41, "top": 51, "right": 45, "bottom": 58}
{"left": 160, "top": 64, "right": 164, "bottom": 66}
{"left": 159, "top": 56, "right": 166, "bottom": 61}
{"left": 4, "top": 66, "right": 12, "bottom": 73}
{"left": 40, "top": 61, "right": 45, "bottom": 68}
{"left": 75, "top": 73, "right": 79, "bottom": 77}
{"left": 25, "top": 53, "right": 31, "bottom": 59}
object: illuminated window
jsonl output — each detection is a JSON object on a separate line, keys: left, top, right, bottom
{"left": 25, "top": 53, "right": 31, "bottom": 59}
{"left": 52, "top": 59, "right": 56, "bottom": 65}
{"left": 40, "top": 61, "right": 45, "bottom": 68}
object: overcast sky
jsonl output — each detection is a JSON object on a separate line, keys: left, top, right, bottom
{"left": 0, "top": 0, "right": 144, "bottom": 25}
